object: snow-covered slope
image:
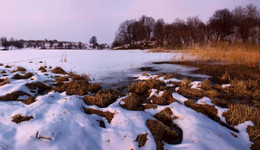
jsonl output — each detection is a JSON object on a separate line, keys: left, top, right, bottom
{"left": 0, "top": 64, "right": 253, "bottom": 150}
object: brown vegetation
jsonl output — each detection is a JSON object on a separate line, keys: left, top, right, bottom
{"left": 0, "top": 77, "right": 10, "bottom": 86}
{"left": 38, "top": 66, "right": 47, "bottom": 72}
{"left": 51, "top": 67, "right": 67, "bottom": 74}
{"left": 177, "top": 86, "right": 205, "bottom": 100}
{"left": 25, "top": 82, "right": 51, "bottom": 94}
{"left": 0, "top": 91, "right": 31, "bottom": 101}
{"left": 83, "top": 107, "right": 114, "bottom": 123}
{"left": 12, "top": 114, "right": 34, "bottom": 124}
{"left": 148, "top": 90, "right": 178, "bottom": 105}
{"left": 22, "top": 96, "right": 36, "bottom": 105}
{"left": 223, "top": 103, "right": 259, "bottom": 149}
{"left": 136, "top": 133, "right": 148, "bottom": 148}
{"left": 146, "top": 119, "right": 181, "bottom": 150}
{"left": 154, "top": 108, "right": 174, "bottom": 126}
{"left": 143, "top": 104, "right": 158, "bottom": 109}
{"left": 16, "top": 66, "right": 26, "bottom": 72}
{"left": 12, "top": 72, "right": 34, "bottom": 79}
{"left": 83, "top": 90, "right": 119, "bottom": 108}
{"left": 120, "top": 93, "right": 143, "bottom": 111}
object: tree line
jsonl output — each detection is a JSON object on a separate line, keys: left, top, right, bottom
{"left": 0, "top": 36, "right": 110, "bottom": 50}
{"left": 112, "top": 4, "right": 260, "bottom": 49}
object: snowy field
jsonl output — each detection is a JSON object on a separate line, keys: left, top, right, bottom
{"left": 0, "top": 49, "right": 207, "bottom": 86}
{"left": 0, "top": 49, "right": 253, "bottom": 150}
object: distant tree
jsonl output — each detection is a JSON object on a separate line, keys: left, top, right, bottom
{"left": 58, "top": 42, "right": 63, "bottom": 48}
{"left": 1, "top": 37, "right": 9, "bottom": 49}
{"left": 208, "top": 8, "right": 234, "bottom": 41}
{"left": 89, "top": 36, "right": 98, "bottom": 48}
{"left": 186, "top": 16, "right": 206, "bottom": 45}
{"left": 153, "top": 19, "right": 165, "bottom": 46}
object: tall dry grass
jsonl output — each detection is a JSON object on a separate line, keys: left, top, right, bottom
{"left": 173, "top": 42, "right": 260, "bottom": 69}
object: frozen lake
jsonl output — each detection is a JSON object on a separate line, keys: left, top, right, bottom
{"left": 0, "top": 49, "right": 208, "bottom": 87}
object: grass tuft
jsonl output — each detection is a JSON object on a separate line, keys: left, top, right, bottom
{"left": 83, "top": 107, "right": 114, "bottom": 123}
{"left": 12, "top": 114, "right": 34, "bottom": 124}
{"left": 83, "top": 89, "right": 119, "bottom": 108}
{"left": 51, "top": 67, "right": 67, "bottom": 74}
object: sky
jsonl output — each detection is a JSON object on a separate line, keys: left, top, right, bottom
{"left": 0, "top": 0, "right": 259, "bottom": 44}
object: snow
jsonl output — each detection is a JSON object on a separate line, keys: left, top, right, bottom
{"left": 0, "top": 50, "right": 254, "bottom": 150}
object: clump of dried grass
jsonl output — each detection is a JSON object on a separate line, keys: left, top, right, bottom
{"left": 128, "top": 81, "right": 148, "bottom": 95}
{"left": 223, "top": 103, "right": 259, "bottom": 149}
{"left": 149, "top": 90, "right": 178, "bottom": 105}
{"left": 136, "top": 133, "right": 148, "bottom": 148}
{"left": 38, "top": 66, "right": 47, "bottom": 72}
{"left": 25, "top": 82, "right": 51, "bottom": 94}
{"left": 146, "top": 119, "right": 181, "bottom": 150}
{"left": 22, "top": 96, "right": 36, "bottom": 105}
{"left": 51, "top": 67, "right": 67, "bottom": 74}
{"left": 154, "top": 108, "right": 174, "bottom": 126}
{"left": 12, "top": 114, "right": 34, "bottom": 124}
{"left": 12, "top": 72, "right": 34, "bottom": 79}
{"left": 0, "top": 77, "right": 10, "bottom": 86}
{"left": 0, "top": 91, "right": 31, "bottom": 101}
{"left": 83, "top": 89, "right": 119, "bottom": 108}
{"left": 16, "top": 66, "right": 26, "bottom": 72}
{"left": 120, "top": 93, "right": 143, "bottom": 110}
{"left": 198, "top": 78, "right": 212, "bottom": 90}
{"left": 83, "top": 107, "right": 115, "bottom": 123}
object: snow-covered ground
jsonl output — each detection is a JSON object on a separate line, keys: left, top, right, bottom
{"left": 0, "top": 49, "right": 208, "bottom": 86}
{"left": 0, "top": 49, "right": 253, "bottom": 150}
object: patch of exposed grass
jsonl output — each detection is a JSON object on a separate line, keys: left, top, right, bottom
{"left": 87, "top": 83, "right": 101, "bottom": 93}
{"left": 0, "top": 63, "right": 3, "bottom": 66}
{"left": 25, "top": 82, "right": 51, "bottom": 94}
{"left": 205, "top": 90, "right": 220, "bottom": 98}
{"left": 16, "top": 66, "right": 26, "bottom": 72}
{"left": 163, "top": 73, "right": 175, "bottom": 80}
{"left": 68, "top": 72, "right": 90, "bottom": 81}
{"left": 184, "top": 100, "right": 238, "bottom": 132}
{"left": 22, "top": 96, "right": 36, "bottom": 105}
{"left": 128, "top": 81, "right": 148, "bottom": 95}
{"left": 83, "top": 107, "right": 114, "bottom": 123}
{"left": 12, "top": 114, "right": 34, "bottom": 124}
{"left": 149, "top": 90, "right": 178, "bottom": 105}
{"left": 223, "top": 79, "right": 260, "bottom": 104}
{"left": 0, "top": 70, "right": 6, "bottom": 74}
{"left": 198, "top": 78, "right": 212, "bottom": 90}
{"left": 0, "top": 91, "right": 31, "bottom": 101}
{"left": 83, "top": 89, "right": 119, "bottom": 108}
{"left": 5, "top": 65, "right": 11, "bottom": 68}
{"left": 223, "top": 103, "right": 259, "bottom": 150}
{"left": 145, "top": 78, "right": 166, "bottom": 90}
{"left": 38, "top": 66, "right": 47, "bottom": 72}
{"left": 143, "top": 104, "right": 158, "bottom": 109}
{"left": 120, "top": 93, "right": 143, "bottom": 111}
{"left": 136, "top": 133, "right": 148, "bottom": 148}
{"left": 177, "top": 86, "right": 205, "bottom": 100}
{"left": 12, "top": 72, "right": 34, "bottom": 79}
{"left": 154, "top": 108, "right": 174, "bottom": 126}
{"left": 211, "top": 98, "right": 230, "bottom": 108}
{"left": 0, "top": 77, "right": 10, "bottom": 86}
{"left": 146, "top": 119, "right": 181, "bottom": 150}
{"left": 55, "top": 76, "right": 69, "bottom": 84}
{"left": 51, "top": 67, "right": 67, "bottom": 74}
